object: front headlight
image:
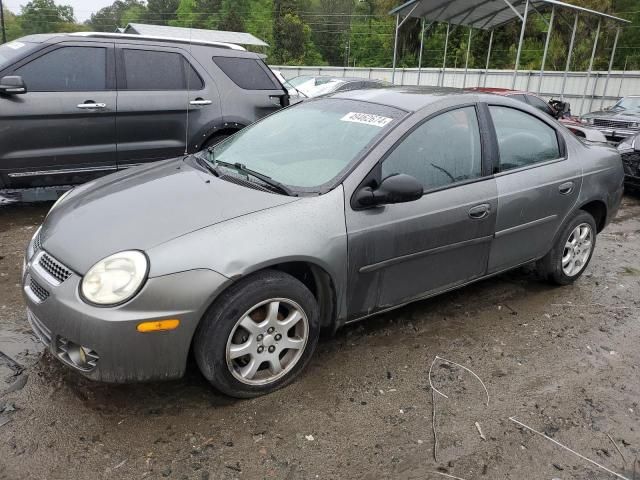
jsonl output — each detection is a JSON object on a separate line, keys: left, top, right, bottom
{"left": 617, "top": 135, "right": 636, "bottom": 154}
{"left": 81, "top": 251, "right": 148, "bottom": 306}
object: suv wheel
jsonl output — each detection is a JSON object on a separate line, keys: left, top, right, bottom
{"left": 537, "top": 210, "right": 597, "bottom": 285}
{"left": 194, "top": 270, "right": 319, "bottom": 398}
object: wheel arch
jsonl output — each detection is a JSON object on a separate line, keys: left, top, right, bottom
{"left": 248, "top": 261, "right": 338, "bottom": 333}
{"left": 191, "top": 121, "right": 247, "bottom": 151}
{"left": 578, "top": 199, "right": 607, "bottom": 233}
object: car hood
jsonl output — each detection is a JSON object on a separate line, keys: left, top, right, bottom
{"left": 40, "top": 157, "right": 299, "bottom": 274}
{"left": 583, "top": 109, "right": 640, "bottom": 120}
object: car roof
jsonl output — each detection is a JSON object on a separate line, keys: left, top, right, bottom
{"left": 469, "top": 87, "right": 529, "bottom": 96}
{"left": 17, "top": 32, "right": 246, "bottom": 52}
{"left": 329, "top": 86, "right": 478, "bottom": 112}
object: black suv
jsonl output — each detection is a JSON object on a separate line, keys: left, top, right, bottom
{"left": 0, "top": 32, "right": 288, "bottom": 192}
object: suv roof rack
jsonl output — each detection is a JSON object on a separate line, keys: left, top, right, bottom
{"left": 68, "top": 32, "right": 247, "bottom": 51}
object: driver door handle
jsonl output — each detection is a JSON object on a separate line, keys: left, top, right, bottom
{"left": 190, "top": 98, "right": 212, "bottom": 106}
{"left": 468, "top": 203, "right": 491, "bottom": 220}
{"left": 77, "top": 102, "right": 106, "bottom": 109}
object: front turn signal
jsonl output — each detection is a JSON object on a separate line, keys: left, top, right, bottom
{"left": 136, "top": 319, "right": 180, "bottom": 333}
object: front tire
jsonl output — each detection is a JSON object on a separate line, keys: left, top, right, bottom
{"left": 537, "top": 210, "right": 597, "bottom": 285}
{"left": 194, "top": 270, "right": 320, "bottom": 398}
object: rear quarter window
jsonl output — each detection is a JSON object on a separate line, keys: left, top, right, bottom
{"left": 213, "top": 56, "right": 280, "bottom": 90}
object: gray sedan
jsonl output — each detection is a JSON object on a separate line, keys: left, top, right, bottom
{"left": 22, "top": 87, "right": 624, "bottom": 397}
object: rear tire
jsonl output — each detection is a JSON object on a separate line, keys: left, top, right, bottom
{"left": 194, "top": 270, "right": 320, "bottom": 398}
{"left": 537, "top": 210, "right": 597, "bottom": 285}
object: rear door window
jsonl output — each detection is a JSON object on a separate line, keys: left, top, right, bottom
{"left": 121, "top": 49, "right": 203, "bottom": 90}
{"left": 213, "top": 56, "right": 280, "bottom": 90}
{"left": 15, "top": 46, "right": 107, "bottom": 92}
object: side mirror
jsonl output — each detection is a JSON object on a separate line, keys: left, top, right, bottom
{"left": 0, "top": 76, "right": 27, "bottom": 95}
{"left": 355, "top": 173, "right": 423, "bottom": 208}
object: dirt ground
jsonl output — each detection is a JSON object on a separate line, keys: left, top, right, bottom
{"left": 0, "top": 195, "right": 639, "bottom": 480}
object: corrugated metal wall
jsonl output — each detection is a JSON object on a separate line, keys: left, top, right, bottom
{"left": 271, "top": 66, "right": 640, "bottom": 116}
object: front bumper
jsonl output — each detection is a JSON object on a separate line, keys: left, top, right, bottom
{"left": 23, "top": 248, "right": 230, "bottom": 383}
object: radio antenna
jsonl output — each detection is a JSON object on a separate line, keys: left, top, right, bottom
{"left": 184, "top": 23, "right": 192, "bottom": 155}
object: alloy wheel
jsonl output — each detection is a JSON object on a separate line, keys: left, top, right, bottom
{"left": 225, "top": 298, "right": 309, "bottom": 385}
{"left": 562, "top": 222, "right": 593, "bottom": 277}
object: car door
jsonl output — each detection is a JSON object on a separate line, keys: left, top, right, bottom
{"left": 115, "top": 44, "right": 221, "bottom": 166}
{"left": 0, "top": 42, "right": 116, "bottom": 188}
{"left": 345, "top": 105, "right": 498, "bottom": 320}
{"left": 486, "top": 104, "right": 582, "bottom": 273}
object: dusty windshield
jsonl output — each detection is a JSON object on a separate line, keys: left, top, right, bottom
{"left": 203, "top": 99, "right": 405, "bottom": 191}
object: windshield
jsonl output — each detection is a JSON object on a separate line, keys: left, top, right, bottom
{"left": 613, "top": 97, "right": 640, "bottom": 111}
{"left": 203, "top": 99, "right": 404, "bottom": 191}
{"left": 0, "top": 41, "right": 39, "bottom": 71}
{"left": 288, "top": 75, "right": 317, "bottom": 88}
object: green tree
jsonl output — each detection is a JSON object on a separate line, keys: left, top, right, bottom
{"left": 88, "top": 1, "right": 146, "bottom": 31}
{"left": 146, "top": 0, "right": 181, "bottom": 25}
{"left": 3, "top": 8, "right": 24, "bottom": 41}
{"left": 19, "top": 0, "right": 79, "bottom": 35}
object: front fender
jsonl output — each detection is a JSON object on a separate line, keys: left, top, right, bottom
{"left": 146, "top": 186, "right": 349, "bottom": 321}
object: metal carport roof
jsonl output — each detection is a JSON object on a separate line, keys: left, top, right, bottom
{"left": 389, "top": 0, "right": 629, "bottom": 30}
{"left": 388, "top": 0, "right": 631, "bottom": 104}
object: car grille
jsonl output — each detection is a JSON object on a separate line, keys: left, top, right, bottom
{"left": 29, "top": 277, "right": 50, "bottom": 302}
{"left": 28, "top": 309, "right": 52, "bottom": 347}
{"left": 33, "top": 231, "right": 42, "bottom": 252}
{"left": 39, "top": 252, "right": 72, "bottom": 284}
{"left": 593, "top": 118, "right": 636, "bottom": 130}
{"left": 622, "top": 151, "right": 640, "bottom": 178}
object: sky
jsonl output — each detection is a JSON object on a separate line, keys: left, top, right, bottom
{"left": 3, "top": 0, "right": 115, "bottom": 23}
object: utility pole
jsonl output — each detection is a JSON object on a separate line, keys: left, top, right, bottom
{"left": 0, "top": 0, "right": 7, "bottom": 45}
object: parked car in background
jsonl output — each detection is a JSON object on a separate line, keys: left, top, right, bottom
{"left": 270, "top": 69, "right": 306, "bottom": 104}
{"left": 290, "top": 75, "right": 389, "bottom": 98}
{"left": 469, "top": 88, "right": 607, "bottom": 143}
{"left": 23, "top": 87, "right": 623, "bottom": 397}
{"left": 0, "top": 32, "right": 288, "bottom": 193}
{"left": 617, "top": 132, "right": 640, "bottom": 190}
{"left": 581, "top": 96, "right": 640, "bottom": 143}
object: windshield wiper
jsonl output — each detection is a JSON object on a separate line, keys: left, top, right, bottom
{"left": 193, "top": 154, "right": 220, "bottom": 177}
{"left": 232, "top": 162, "right": 296, "bottom": 197}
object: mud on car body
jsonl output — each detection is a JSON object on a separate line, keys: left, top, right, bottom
{"left": 23, "top": 87, "right": 624, "bottom": 398}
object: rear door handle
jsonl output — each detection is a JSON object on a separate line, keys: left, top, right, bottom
{"left": 77, "top": 102, "right": 106, "bottom": 109}
{"left": 558, "top": 181, "right": 575, "bottom": 195}
{"left": 468, "top": 203, "right": 491, "bottom": 219}
{"left": 189, "top": 98, "right": 212, "bottom": 106}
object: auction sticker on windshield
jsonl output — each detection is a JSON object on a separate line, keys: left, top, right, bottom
{"left": 341, "top": 112, "right": 393, "bottom": 127}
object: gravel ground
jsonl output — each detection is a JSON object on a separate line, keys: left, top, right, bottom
{"left": 0, "top": 195, "right": 639, "bottom": 480}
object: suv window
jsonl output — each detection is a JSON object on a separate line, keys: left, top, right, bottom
{"left": 213, "top": 57, "right": 280, "bottom": 90}
{"left": 526, "top": 95, "right": 554, "bottom": 116}
{"left": 382, "top": 106, "right": 482, "bottom": 191}
{"left": 490, "top": 106, "right": 560, "bottom": 171}
{"left": 15, "top": 46, "right": 107, "bottom": 92}
{"left": 122, "top": 49, "right": 203, "bottom": 90}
